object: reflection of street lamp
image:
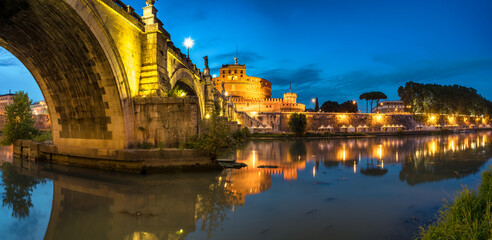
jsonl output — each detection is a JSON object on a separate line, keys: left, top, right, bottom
{"left": 183, "top": 37, "right": 194, "bottom": 58}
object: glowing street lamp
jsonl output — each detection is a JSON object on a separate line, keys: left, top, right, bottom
{"left": 183, "top": 37, "right": 194, "bottom": 58}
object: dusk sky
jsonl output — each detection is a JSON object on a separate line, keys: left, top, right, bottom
{"left": 1, "top": 0, "right": 491, "bottom": 109}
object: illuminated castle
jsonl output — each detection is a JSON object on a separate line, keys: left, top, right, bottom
{"left": 213, "top": 58, "right": 305, "bottom": 114}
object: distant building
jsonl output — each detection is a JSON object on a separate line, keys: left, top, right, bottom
{"left": 0, "top": 90, "right": 15, "bottom": 115}
{"left": 213, "top": 59, "right": 305, "bottom": 114}
{"left": 31, "top": 101, "right": 49, "bottom": 115}
{"left": 372, "top": 100, "right": 407, "bottom": 113}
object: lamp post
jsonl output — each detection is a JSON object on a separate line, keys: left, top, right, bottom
{"left": 183, "top": 37, "right": 194, "bottom": 58}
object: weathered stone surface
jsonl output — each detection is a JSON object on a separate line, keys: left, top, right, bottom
{"left": 14, "top": 140, "right": 216, "bottom": 173}
{"left": 0, "top": 0, "right": 218, "bottom": 151}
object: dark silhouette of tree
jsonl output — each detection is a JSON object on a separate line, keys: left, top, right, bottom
{"left": 339, "top": 101, "right": 358, "bottom": 113}
{"left": 320, "top": 100, "right": 358, "bottom": 113}
{"left": 359, "top": 92, "right": 387, "bottom": 113}
{"left": 320, "top": 101, "right": 339, "bottom": 112}
{"left": 314, "top": 97, "right": 319, "bottom": 112}
{"left": 0, "top": 163, "right": 45, "bottom": 219}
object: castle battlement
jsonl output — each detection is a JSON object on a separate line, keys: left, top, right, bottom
{"left": 214, "top": 61, "right": 305, "bottom": 114}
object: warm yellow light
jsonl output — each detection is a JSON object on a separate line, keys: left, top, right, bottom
{"left": 205, "top": 114, "right": 210, "bottom": 119}
{"left": 352, "top": 100, "right": 356, "bottom": 105}
{"left": 251, "top": 111, "right": 257, "bottom": 116}
{"left": 312, "top": 98, "right": 316, "bottom": 103}
{"left": 225, "top": 92, "right": 229, "bottom": 96}
{"left": 212, "top": 74, "right": 217, "bottom": 78}
{"left": 180, "top": 92, "right": 186, "bottom": 97}
{"left": 183, "top": 37, "right": 195, "bottom": 49}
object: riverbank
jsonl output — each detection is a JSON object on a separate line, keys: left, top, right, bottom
{"left": 248, "top": 129, "right": 491, "bottom": 140}
{"left": 12, "top": 140, "right": 219, "bottom": 173}
{"left": 417, "top": 167, "right": 492, "bottom": 239}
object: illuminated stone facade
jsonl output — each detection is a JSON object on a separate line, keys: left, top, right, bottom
{"left": 213, "top": 62, "right": 305, "bottom": 114}
{"left": 372, "top": 101, "right": 407, "bottom": 113}
{"left": 0, "top": 92, "right": 15, "bottom": 115}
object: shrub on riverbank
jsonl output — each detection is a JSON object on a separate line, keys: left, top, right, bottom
{"left": 417, "top": 167, "right": 492, "bottom": 240}
{"left": 182, "top": 111, "right": 245, "bottom": 160}
{"left": 288, "top": 113, "right": 307, "bottom": 137}
{"left": 1, "top": 91, "right": 37, "bottom": 146}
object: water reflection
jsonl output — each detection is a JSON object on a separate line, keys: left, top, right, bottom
{"left": 0, "top": 132, "right": 491, "bottom": 239}
{"left": 0, "top": 162, "right": 45, "bottom": 219}
{"left": 0, "top": 158, "right": 239, "bottom": 240}
{"left": 233, "top": 132, "right": 492, "bottom": 185}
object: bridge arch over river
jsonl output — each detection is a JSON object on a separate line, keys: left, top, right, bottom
{"left": 0, "top": 0, "right": 220, "bottom": 149}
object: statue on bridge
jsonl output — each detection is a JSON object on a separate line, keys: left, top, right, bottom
{"left": 203, "top": 56, "right": 209, "bottom": 69}
{"left": 146, "top": 0, "right": 156, "bottom": 7}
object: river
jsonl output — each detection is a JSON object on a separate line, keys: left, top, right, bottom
{"left": 0, "top": 132, "right": 491, "bottom": 240}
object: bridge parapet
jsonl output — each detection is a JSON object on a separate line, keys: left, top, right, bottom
{"left": 167, "top": 42, "right": 204, "bottom": 80}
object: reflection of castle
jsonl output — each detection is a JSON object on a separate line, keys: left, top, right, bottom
{"left": 228, "top": 132, "right": 492, "bottom": 188}
{"left": 213, "top": 60, "right": 305, "bottom": 114}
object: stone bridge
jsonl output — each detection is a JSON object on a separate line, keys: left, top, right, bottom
{"left": 0, "top": 0, "right": 248, "bottom": 149}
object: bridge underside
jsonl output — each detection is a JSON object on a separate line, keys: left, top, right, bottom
{"left": 0, "top": 0, "right": 130, "bottom": 149}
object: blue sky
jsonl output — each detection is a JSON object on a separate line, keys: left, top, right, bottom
{"left": 1, "top": 0, "right": 492, "bottom": 109}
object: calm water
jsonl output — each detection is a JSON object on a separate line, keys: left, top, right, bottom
{"left": 1, "top": 132, "right": 492, "bottom": 240}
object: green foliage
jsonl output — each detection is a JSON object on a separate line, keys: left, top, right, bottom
{"left": 320, "top": 100, "right": 358, "bottom": 113}
{"left": 33, "top": 131, "right": 52, "bottom": 143}
{"left": 166, "top": 86, "right": 187, "bottom": 97}
{"left": 399, "top": 81, "right": 492, "bottom": 115}
{"left": 241, "top": 126, "right": 250, "bottom": 137}
{"left": 183, "top": 110, "right": 244, "bottom": 160}
{"left": 288, "top": 113, "right": 307, "bottom": 136}
{"left": 417, "top": 167, "right": 492, "bottom": 240}
{"left": 1, "top": 91, "right": 38, "bottom": 146}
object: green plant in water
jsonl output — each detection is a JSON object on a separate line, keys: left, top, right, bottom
{"left": 1, "top": 91, "right": 38, "bottom": 146}
{"left": 417, "top": 167, "right": 492, "bottom": 240}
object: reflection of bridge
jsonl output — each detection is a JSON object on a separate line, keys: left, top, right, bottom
{"left": 0, "top": 0, "right": 250, "bottom": 149}
{"left": 7, "top": 159, "right": 224, "bottom": 239}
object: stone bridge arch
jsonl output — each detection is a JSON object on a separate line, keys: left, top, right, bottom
{"left": 170, "top": 67, "right": 206, "bottom": 117}
{"left": 0, "top": 0, "right": 134, "bottom": 149}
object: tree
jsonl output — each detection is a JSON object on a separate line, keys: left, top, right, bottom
{"left": 288, "top": 113, "right": 307, "bottom": 137}
{"left": 398, "top": 81, "right": 492, "bottom": 115}
{"left": 1, "top": 91, "right": 37, "bottom": 146}
{"left": 339, "top": 100, "right": 358, "bottom": 113}
{"left": 314, "top": 97, "right": 319, "bottom": 112}
{"left": 359, "top": 93, "right": 370, "bottom": 113}
{"left": 359, "top": 92, "right": 387, "bottom": 113}
{"left": 320, "top": 101, "right": 339, "bottom": 112}
{"left": 373, "top": 92, "right": 388, "bottom": 109}
{"left": 183, "top": 107, "right": 243, "bottom": 160}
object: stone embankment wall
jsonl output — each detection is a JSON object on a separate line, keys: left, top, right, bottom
{"left": 13, "top": 140, "right": 215, "bottom": 173}
{"left": 253, "top": 113, "right": 452, "bottom": 132}
{"left": 134, "top": 96, "right": 199, "bottom": 148}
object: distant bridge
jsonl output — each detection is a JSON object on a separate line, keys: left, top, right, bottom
{"left": 0, "top": 0, "right": 253, "bottom": 149}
